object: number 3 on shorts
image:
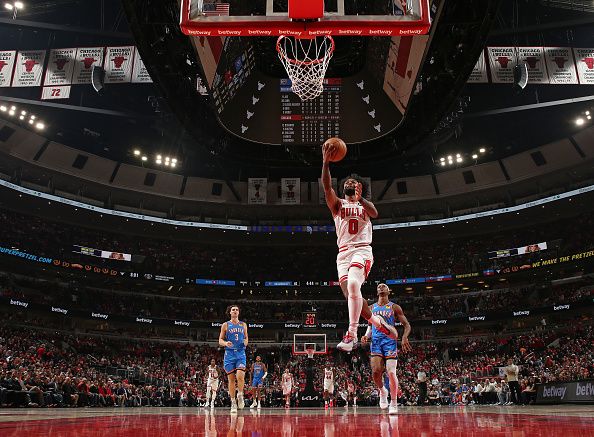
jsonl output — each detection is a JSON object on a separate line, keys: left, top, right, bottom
{"left": 348, "top": 219, "right": 358, "bottom": 235}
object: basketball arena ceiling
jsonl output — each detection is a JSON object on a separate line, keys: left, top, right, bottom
{"left": 0, "top": 0, "right": 592, "bottom": 181}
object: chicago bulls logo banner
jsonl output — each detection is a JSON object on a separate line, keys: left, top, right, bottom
{"left": 544, "top": 47, "right": 578, "bottom": 84}
{"left": 44, "top": 48, "right": 76, "bottom": 86}
{"left": 467, "top": 51, "right": 488, "bottom": 83}
{"left": 487, "top": 47, "right": 516, "bottom": 83}
{"left": 518, "top": 47, "right": 549, "bottom": 84}
{"left": 12, "top": 50, "right": 46, "bottom": 87}
{"left": 573, "top": 48, "right": 594, "bottom": 85}
{"left": 72, "top": 47, "right": 104, "bottom": 85}
{"left": 0, "top": 50, "right": 16, "bottom": 88}
{"left": 104, "top": 46, "right": 134, "bottom": 84}
{"left": 248, "top": 178, "right": 267, "bottom": 205}
{"left": 131, "top": 47, "right": 153, "bottom": 83}
{"left": 281, "top": 178, "right": 301, "bottom": 205}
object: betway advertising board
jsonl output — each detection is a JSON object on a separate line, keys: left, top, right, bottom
{"left": 536, "top": 380, "right": 594, "bottom": 404}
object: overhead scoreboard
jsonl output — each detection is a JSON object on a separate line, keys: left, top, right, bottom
{"left": 280, "top": 78, "right": 341, "bottom": 144}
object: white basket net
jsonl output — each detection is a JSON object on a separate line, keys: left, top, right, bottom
{"left": 277, "top": 35, "right": 335, "bottom": 101}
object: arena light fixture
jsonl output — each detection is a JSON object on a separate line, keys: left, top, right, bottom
{"left": 0, "top": 105, "right": 6, "bottom": 112}
{"left": 30, "top": 115, "right": 35, "bottom": 120}
{"left": 8, "top": 109, "right": 15, "bottom": 116}
{"left": 10, "top": 105, "right": 15, "bottom": 111}
{"left": 172, "top": 158, "right": 177, "bottom": 164}
{"left": 28, "top": 119, "right": 33, "bottom": 124}
{"left": 575, "top": 118, "right": 585, "bottom": 126}
{"left": 479, "top": 148, "right": 486, "bottom": 153}
{"left": 472, "top": 154, "right": 478, "bottom": 159}
{"left": 588, "top": 115, "right": 592, "bottom": 120}
{"left": 20, "top": 110, "right": 26, "bottom": 115}
{"left": 18, "top": 115, "right": 24, "bottom": 120}
{"left": 447, "top": 155, "right": 452, "bottom": 160}
{"left": 440, "top": 161, "right": 446, "bottom": 167}
{"left": 133, "top": 149, "right": 141, "bottom": 156}
{"left": 456, "top": 157, "right": 463, "bottom": 163}
{"left": 456, "top": 153, "right": 461, "bottom": 158}
{"left": 35, "top": 122, "right": 44, "bottom": 130}
{"left": 171, "top": 162, "right": 176, "bottom": 168}
{"left": 586, "top": 110, "right": 590, "bottom": 116}
{"left": 439, "top": 157, "right": 445, "bottom": 162}
{"left": 141, "top": 156, "right": 147, "bottom": 162}
{"left": 156, "top": 159, "right": 162, "bottom": 165}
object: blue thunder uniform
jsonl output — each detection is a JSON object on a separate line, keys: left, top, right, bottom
{"left": 252, "top": 362, "right": 265, "bottom": 387}
{"left": 370, "top": 302, "right": 398, "bottom": 359}
{"left": 224, "top": 320, "right": 246, "bottom": 374}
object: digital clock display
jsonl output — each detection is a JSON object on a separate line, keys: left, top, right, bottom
{"left": 303, "top": 312, "right": 318, "bottom": 328}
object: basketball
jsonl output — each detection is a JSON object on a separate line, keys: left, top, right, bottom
{"left": 324, "top": 137, "right": 347, "bottom": 162}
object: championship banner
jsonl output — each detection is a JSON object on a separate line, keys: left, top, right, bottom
{"left": 43, "top": 48, "right": 76, "bottom": 86}
{"left": 248, "top": 178, "right": 267, "bottom": 205}
{"left": 104, "top": 46, "right": 134, "bottom": 84}
{"left": 72, "top": 47, "right": 104, "bottom": 85}
{"left": 573, "top": 48, "right": 594, "bottom": 85}
{"left": 318, "top": 177, "right": 337, "bottom": 204}
{"left": 11, "top": 50, "right": 46, "bottom": 87}
{"left": 518, "top": 47, "right": 549, "bottom": 84}
{"left": 41, "top": 85, "right": 71, "bottom": 100}
{"left": 131, "top": 47, "right": 153, "bottom": 83}
{"left": 544, "top": 47, "right": 578, "bottom": 84}
{"left": 281, "top": 178, "right": 300, "bottom": 205}
{"left": 487, "top": 47, "right": 516, "bottom": 83}
{"left": 467, "top": 51, "right": 488, "bottom": 83}
{"left": 0, "top": 50, "right": 16, "bottom": 87}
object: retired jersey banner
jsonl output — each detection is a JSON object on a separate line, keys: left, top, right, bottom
{"left": 518, "top": 47, "right": 549, "bottom": 84}
{"left": 281, "top": 178, "right": 300, "bottom": 205}
{"left": 41, "top": 85, "right": 71, "bottom": 100}
{"left": 487, "top": 47, "right": 516, "bottom": 83}
{"left": 72, "top": 47, "right": 104, "bottom": 85}
{"left": 104, "top": 46, "right": 134, "bottom": 84}
{"left": 467, "top": 51, "right": 488, "bottom": 83}
{"left": 12, "top": 50, "right": 46, "bottom": 87}
{"left": 573, "top": 48, "right": 594, "bottom": 85}
{"left": 131, "top": 47, "right": 153, "bottom": 83}
{"left": 0, "top": 50, "right": 16, "bottom": 88}
{"left": 43, "top": 48, "right": 76, "bottom": 86}
{"left": 248, "top": 178, "right": 267, "bottom": 205}
{"left": 318, "top": 178, "right": 337, "bottom": 204}
{"left": 544, "top": 47, "right": 578, "bottom": 84}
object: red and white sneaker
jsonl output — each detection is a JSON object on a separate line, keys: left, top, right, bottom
{"left": 377, "top": 315, "right": 399, "bottom": 340}
{"left": 337, "top": 332, "right": 357, "bottom": 352}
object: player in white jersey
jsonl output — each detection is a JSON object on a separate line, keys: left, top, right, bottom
{"left": 205, "top": 359, "right": 220, "bottom": 409}
{"left": 281, "top": 368, "right": 294, "bottom": 408}
{"left": 323, "top": 366, "right": 335, "bottom": 408}
{"left": 322, "top": 143, "right": 399, "bottom": 352}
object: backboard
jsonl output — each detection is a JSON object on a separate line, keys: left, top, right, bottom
{"left": 293, "top": 333, "right": 327, "bottom": 356}
{"left": 180, "top": 0, "right": 431, "bottom": 37}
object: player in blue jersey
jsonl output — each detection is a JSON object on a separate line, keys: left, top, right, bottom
{"left": 249, "top": 355, "right": 267, "bottom": 409}
{"left": 362, "top": 283, "right": 411, "bottom": 414}
{"left": 218, "top": 304, "right": 249, "bottom": 413}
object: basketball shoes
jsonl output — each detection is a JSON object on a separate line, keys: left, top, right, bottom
{"left": 337, "top": 332, "right": 357, "bottom": 352}
{"left": 230, "top": 400, "right": 238, "bottom": 413}
{"left": 237, "top": 392, "right": 245, "bottom": 409}
{"left": 389, "top": 401, "right": 398, "bottom": 415}
{"left": 379, "top": 387, "right": 389, "bottom": 409}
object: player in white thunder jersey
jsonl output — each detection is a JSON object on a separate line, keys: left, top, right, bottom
{"left": 322, "top": 143, "right": 398, "bottom": 352}
{"left": 205, "top": 358, "right": 220, "bottom": 408}
{"left": 282, "top": 368, "right": 294, "bottom": 408}
{"left": 323, "top": 365, "right": 335, "bottom": 408}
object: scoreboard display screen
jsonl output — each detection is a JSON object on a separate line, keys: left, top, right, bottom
{"left": 217, "top": 71, "right": 402, "bottom": 145}
{"left": 303, "top": 312, "right": 318, "bottom": 329}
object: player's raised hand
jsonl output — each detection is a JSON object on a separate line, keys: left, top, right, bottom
{"left": 322, "top": 142, "right": 335, "bottom": 163}
{"left": 361, "top": 335, "right": 369, "bottom": 345}
{"left": 400, "top": 336, "right": 412, "bottom": 353}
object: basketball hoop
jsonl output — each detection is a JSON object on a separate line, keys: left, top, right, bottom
{"left": 305, "top": 347, "right": 315, "bottom": 359}
{"left": 276, "top": 35, "right": 335, "bottom": 101}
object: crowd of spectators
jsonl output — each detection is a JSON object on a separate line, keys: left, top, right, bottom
{"left": 1, "top": 320, "right": 592, "bottom": 409}
{"left": 1, "top": 208, "right": 593, "bottom": 282}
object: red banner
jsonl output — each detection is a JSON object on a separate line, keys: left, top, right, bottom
{"left": 104, "top": 46, "right": 134, "bottom": 84}
{"left": 0, "top": 50, "right": 16, "bottom": 88}
{"left": 518, "top": 47, "right": 549, "bottom": 84}
{"left": 12, "top": 50, "right": 46, "bottom": 87}
{"left": 131, "top": 47, "right": 152, "bottom": 83}
{"left": 487, "top": 47, "right": 516, "bottom": 83}
{"left": 544, "top": 47, "right": 578, "bottom": 84}
{"left": 72, "top": 47, "right": 104, "bottom": 85}
{"left": 573, "top": 48, "right": 594, "bottom": 85}
{"left": 43, "top": 48, "right": 76, "bottom": 86}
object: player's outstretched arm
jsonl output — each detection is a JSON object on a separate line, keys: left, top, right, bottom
{"left": 243, "top": 322, "right": 249, "bottom": 347}
{"left": 321, "top": 145, "right": 341, "bottom": 216}
{"left": 219, "top": 322, "right": 231, "bottom": 347}
{"left": 393, "top": 304, "right": 412, "bottom": 353}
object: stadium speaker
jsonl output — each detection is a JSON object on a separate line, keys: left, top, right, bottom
{"left": 91, "top": 66, "right": 105, "bottom": 94}
{"left": 514, "top": 61, "right": 528, "bottom": 90}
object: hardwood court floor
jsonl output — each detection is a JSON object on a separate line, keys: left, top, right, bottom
{"left": 1, "top": 405, "right": 593, "bottom": 436}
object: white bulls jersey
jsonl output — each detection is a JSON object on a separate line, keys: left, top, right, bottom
{"left": 207, "top": 365, "right": 219, "bottom": 383}
{"left": 324, "top": 368, "right": 334, "bottom": 382}
{"left": 282, "top": 373, "right": 293, "bottom": 386}
{"left": 333, "top": 199, "right": 372, "bottom": 248}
